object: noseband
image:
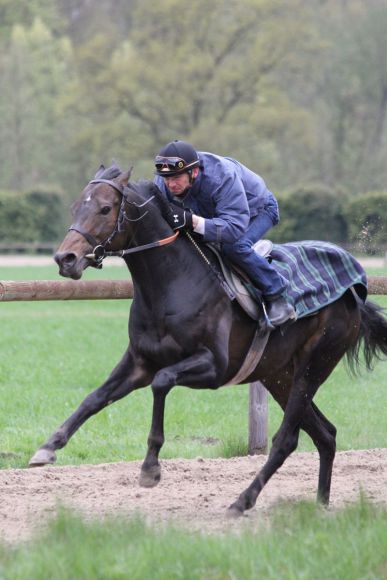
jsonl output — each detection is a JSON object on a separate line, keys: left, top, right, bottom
{"left": 69, "top": 178, "right": 179, "bottom": 268}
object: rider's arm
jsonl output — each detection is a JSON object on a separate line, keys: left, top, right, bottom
{"left": 198, "top": 172, "right": 250, "bottom": 244}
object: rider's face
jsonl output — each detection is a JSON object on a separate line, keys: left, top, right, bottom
{"left": 163, "top": 167, "right": 199, "bottom": 196}
{"left": 163, "top": 172, "right": 191, "bottom": 195}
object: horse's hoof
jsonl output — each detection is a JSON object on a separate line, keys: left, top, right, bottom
{"left": 226, "top": 503, "right": 244, "bottom": 518}
{"left": 28, "top": 448, "right": 57, "bottom": 467}
{"left": 139, "top": 466, "right": 161, "bottom": 488}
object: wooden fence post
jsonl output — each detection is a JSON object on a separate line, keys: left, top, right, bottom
{"left": 248, "top": 381, "right": 268, "bottom": 454}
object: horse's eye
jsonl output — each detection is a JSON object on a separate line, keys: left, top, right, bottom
{"left": 100, "top": 206, "right": 111, "bottom": 215}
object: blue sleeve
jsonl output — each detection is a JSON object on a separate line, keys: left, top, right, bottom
{"left": 202, "top": 173, "right": 250, "bottom": 244}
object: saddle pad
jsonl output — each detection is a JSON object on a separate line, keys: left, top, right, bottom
{"left": 270, "top": 241, "right": 368, "bottom": 319}
{"left": 207, "top": 245, "right": 261, "bottom": 320}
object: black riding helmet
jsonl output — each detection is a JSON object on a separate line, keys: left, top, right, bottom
{"left": 155, "top": 140, "right": 200, "bottom": 177}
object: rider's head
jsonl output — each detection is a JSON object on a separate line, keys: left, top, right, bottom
{"left": 155, "top": 141, "right": 200, "bottom": 194}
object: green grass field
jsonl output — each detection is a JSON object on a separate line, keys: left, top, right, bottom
{"left": 0, "top": 500, "right": 386, "bottom": 579}
{"left": 0, "top": 262, "right": 386, "bottom": 470}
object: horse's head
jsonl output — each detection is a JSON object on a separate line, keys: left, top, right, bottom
{"left": 55, "top": 164, "right": 132, "bottom": 279}
{"left": 55, "top": 165, "right": 175, "bottom": 279}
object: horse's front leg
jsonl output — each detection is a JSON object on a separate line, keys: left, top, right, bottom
{"left": 29, "top": 348, "right": 152, "bottom": 466}
{"left": 138, "top": 386, "right": 170, "bottom": 487}
{"left": 139, "top": 347, "right": 222, "bottom": 487}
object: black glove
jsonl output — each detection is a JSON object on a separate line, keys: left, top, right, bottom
{"left": 152, "top": 185, "right": 193, "bottom": 231}
{"left": 165, "top": 204, "right": 193, "bottom": 231}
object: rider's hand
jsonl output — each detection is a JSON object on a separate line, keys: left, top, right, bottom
{"left": 152, "top": 185, "right": 194, "bottom": 231}
{"left": 164, "top": 204, "right": 193, "bottom": 231}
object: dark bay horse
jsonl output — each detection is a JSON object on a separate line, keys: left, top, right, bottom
{"left": 29, "top": 165, "right": 387, "bottom": 516}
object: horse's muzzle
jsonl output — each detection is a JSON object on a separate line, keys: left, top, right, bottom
{"left": 54, "top": 250, "right": 84, "bottom": 279}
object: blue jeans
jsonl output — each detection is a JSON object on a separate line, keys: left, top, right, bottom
{"left": 222, "top": 208, "right": 287, "bottom": 298}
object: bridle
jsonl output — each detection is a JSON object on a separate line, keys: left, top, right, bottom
{"left": 69, "top": 178, "right": 179, "bottom": 268}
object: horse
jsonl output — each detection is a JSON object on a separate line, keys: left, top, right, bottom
{"left": 29, "top": 165, "right": 387, "bottom": 516}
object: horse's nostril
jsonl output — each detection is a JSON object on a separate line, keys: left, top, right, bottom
{"left": 55, "top": 252, "right": 77, "bottom": 267}
{"left": 63, "top": 253, "right": 77, "bottom": 264}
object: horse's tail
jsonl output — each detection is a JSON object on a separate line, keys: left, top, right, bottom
{"left": 346, "top": 300, "right": 387, "bottom": 375}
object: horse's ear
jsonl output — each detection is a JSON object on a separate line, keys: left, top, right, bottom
{"left": 117, "top": 166, "right": 133, "bottom": 187}
{"left": 94, "top": 164, "right": 105, "bottom": 179}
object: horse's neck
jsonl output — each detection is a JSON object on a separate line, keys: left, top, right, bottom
{"left": 124, "top": 235, "right": 217, "bottom": 301}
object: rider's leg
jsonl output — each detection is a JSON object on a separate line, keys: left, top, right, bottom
{"left": 222, "top": 210, "right": 295, "bottom": 325}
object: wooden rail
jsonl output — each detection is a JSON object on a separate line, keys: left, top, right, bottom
{"left": 1, "top": 276, "right": 386, "bottom": 455}
{"left": 1, "top": 276, "right": 386, "bottom": 302}
{"left": 0, "top": 279, "right": 133, "bottom": 301}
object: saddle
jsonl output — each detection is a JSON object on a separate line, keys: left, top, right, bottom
{"left": 207, "top": 239, "right": 273, "bottom": 322}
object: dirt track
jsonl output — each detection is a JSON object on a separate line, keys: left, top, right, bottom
{"left": 1, "top": 448, "right": 386, "bottom": 545}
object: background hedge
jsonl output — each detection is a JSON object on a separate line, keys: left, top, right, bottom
{"left": 0, "top": 186, "right": 385, "bottom": 253}
{"left": 271, "top": 184, "right": 349, "bottom": 244}
{"left": 0, "top": 189, "right": 66, "bottom": 244}
{"left": 344, "top": 192, "right": 387, "bottom": 254}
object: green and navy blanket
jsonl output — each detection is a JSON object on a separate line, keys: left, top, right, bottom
{"left": 269, "top": 241, "right": 368, "bottom": 319}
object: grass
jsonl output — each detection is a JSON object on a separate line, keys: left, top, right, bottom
{"left": 0, "top": 500, "right": 386, "bottom": 579}
{"left": 0, "top": 263, "right": 386, "bottom": 469}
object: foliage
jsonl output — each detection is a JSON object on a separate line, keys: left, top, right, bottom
{"left": 317, "top": 0, "right": 387, "bottom": 192}
{"left": 271, "top": 183, "right": 348, "bottom": 243}
{"left": 0, "top": 0, "right": 386, "bottom": 202}
{"left": 0, "top": 0, "right": 63, "bottom": 41}
{"left": 344, "top": 191, "right": 387, "bottom": 253}
{"left": 0, "top": 17, "right": 75, "bottom": 191}
{"left": 0, "top": 501, "right": 386, "bottom": 579}
{"left": 0, "top": 188, "right": 66, "bottom": 242}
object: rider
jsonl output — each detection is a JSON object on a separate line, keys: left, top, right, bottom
{"left": 154, "top": 139, "right": 296, "bottom": 326}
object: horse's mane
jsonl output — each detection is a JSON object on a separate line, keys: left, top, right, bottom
{"left": 96, "top": 164, "right": 165, "bottom": 217}
{"left": 97, "top": 165, "right": 155, "bottom": 197}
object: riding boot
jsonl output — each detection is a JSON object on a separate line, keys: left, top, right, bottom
{"left": 265, "top": 295, "right": 296, "bottom": 326}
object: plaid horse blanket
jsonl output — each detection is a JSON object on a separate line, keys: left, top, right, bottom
{"left": 269, "top": 241, "right": 368, "bottom": 319}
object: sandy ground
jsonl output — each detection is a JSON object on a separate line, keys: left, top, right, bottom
{"left": 0, "top": 448, "right": 386, "bottom": 545}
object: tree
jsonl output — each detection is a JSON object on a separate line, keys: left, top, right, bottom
{"left": 312, "top": 1, "right": 387, "bottom": 191}
{"left": 0, "top": 18, "right": 75, "bottom": 191}
{"left": 0, "top": 0, "right": 62, "bottom": 41}
{"left": 77, "top": 0, "right": 317, "bottom": 178}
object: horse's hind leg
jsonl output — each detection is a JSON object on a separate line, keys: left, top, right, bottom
{"left": 228, "top": 338, "right": 342, "bottom": 514}
{"left": 300, "top": 402, "right": 337, "bottom": 504}
{"left": 29, "top": 348, "right": 151, "bottom": 466}
{"left": 228, "top": 384, "right": 340, "bottom": 515}
{"left": 228, "top": 300, "right": 358, "bottom": 516}
{"left": 228, "top": 380, "right": 311, "bottom": 516}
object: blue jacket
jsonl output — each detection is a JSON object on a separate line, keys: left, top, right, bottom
{"left": 154, "top": 152, "right": 279, "bottom": 244}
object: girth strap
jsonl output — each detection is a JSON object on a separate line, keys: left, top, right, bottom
{"left": 225, "top": 328, "right": 270, "bottom": 386}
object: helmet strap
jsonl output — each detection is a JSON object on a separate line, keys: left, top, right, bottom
{"left": 188, "top": 169, "right": 198, "bottom": 185}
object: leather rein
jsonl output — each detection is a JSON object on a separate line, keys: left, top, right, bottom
{"left": 69, "top": 178, "right": 179, "bottom": 268}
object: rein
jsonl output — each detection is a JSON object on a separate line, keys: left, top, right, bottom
{"left": 85, "top": 231, "right": 179, "bottom": 263}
